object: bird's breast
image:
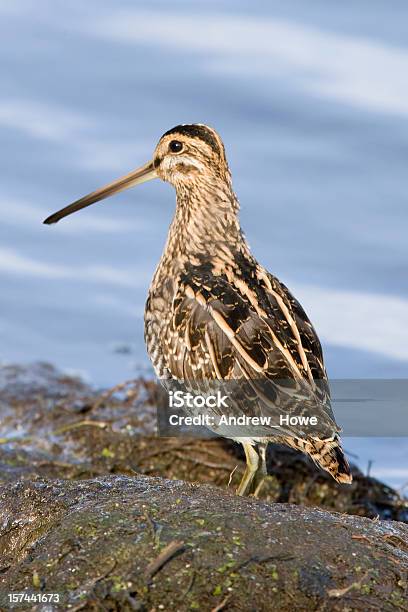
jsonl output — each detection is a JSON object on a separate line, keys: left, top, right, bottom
{"left": 144, "top": 275, "right": 179, "bottom": 379}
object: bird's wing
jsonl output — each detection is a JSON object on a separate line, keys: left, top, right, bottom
{"left": 258, "top": 270, "right": 330, "bottom": 402}
{"left": 162, "top": 269, "right": 338, "bottom": 438}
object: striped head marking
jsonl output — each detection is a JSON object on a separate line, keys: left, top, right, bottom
{"left": 153, "top": 124, "right": 230, "bottom": 186}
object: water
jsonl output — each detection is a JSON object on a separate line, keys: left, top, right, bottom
{"left": 1, "top": 0, "right": 408, "bottom": 488}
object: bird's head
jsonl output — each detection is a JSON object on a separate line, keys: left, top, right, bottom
{"left": 153, "top": 124, "right": 229, "bottom": 186}
{"left": 43, "top": 124, "right": 230, "bottom": 225}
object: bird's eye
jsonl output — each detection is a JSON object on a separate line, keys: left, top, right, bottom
{"left": 169, "top": 140, "right": 183, "bottom": 153}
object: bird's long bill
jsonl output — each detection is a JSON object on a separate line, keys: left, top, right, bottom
{"left": 43, "top": 161, "right": 157, "bottom": 225}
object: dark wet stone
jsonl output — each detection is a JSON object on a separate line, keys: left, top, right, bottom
{"left": 0, "top": 476, "right": 407, "bottom": 610}
{"left": 0, "top": 363, "right": 407, "bottom": 609}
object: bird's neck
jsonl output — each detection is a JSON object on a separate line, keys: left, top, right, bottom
{"left": 164, "top": 176, "right": 249, "bottom": 265}
{"left": 151, "top": 176, "right": 250, "bottom": 288}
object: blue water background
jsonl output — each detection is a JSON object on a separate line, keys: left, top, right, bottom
{"left": 1, "top": 0, "right": 408, "bottom": 487}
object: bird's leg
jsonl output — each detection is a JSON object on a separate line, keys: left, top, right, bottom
{"left": 236, "top": 442, "right": 259, "bottom": 496}
{"left": 253, "top": 444, "right": 268, "bottom": 498}
{"left": 259, "top": 444, "right": 267, "bottom": 475}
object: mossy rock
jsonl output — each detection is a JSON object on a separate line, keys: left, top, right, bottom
{"left": 0, "top": 476, "right": 407, "bottom": 611}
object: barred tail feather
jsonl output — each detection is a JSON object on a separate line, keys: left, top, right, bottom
{"left": 285, "top": 435, "right": 352, "bottom": 484}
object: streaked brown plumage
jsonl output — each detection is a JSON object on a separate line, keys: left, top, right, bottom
{"left": 44, "top": 123, "right": 352, "bottom": 495}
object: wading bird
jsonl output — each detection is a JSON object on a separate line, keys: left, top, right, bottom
{"left": 44, "top": 124, "right": 352, "bottom": 495}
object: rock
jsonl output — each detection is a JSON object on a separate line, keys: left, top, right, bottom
{"left": 0, "top": 475, "right": 407, "bottom": 611}
{"left": 0, "top": 363, "right": 407, "bottom": 610}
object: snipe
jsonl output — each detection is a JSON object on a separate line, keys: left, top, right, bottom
{"left": 44, "top": 124, "right": 352, "bottom": 495}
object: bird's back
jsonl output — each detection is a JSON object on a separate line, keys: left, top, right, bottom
{"left": 145, "top": 251, "right": 351, "bottom": 484}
